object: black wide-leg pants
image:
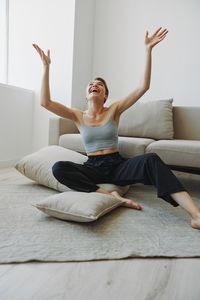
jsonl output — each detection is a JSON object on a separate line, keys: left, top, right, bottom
{"left": 52, "top": 152, "right": 186, "bottom": 207}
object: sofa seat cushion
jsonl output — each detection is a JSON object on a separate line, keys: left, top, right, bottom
{"left": 59, "top": 134, "right": 155, "bottom": 158}
{"left": 118, "top": 137, "right": 155, "bottom": 158}
{"left": 146, "top": 140, "right": 200, "bottom": 168}
{"left": 59, "top": 134, "right": 85, "bottom": 154}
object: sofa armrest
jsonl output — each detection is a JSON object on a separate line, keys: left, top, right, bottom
{"left": 48, "top": 117, "right": 79, "bottom": 145}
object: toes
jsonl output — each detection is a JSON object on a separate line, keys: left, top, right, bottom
{"left": 122, "top": 200, "right": 142, "bottom": 210}
{"left": 191, "top": 223, "right": 200, "bottom": 230}
{"left": 136, "top": 204, "right": 142, "bottom": 210}
{"left": 191, "top": 220, "right": 200, "bottom": 230}
{"left": 135, "top": 204, "right": 142, "bottom": 210}
{"left": 128, "top": 200, "right": 142, "bottom": 210}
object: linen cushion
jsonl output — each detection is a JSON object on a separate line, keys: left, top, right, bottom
{"left": 15, "top": 146, "right": 129, "bottom": 194}
{"left": 118, "top": 99, "right": 174, "bottom": 139}
{"left": 59, "top": 134, "right": 155, "bottom": 158}
{"left": 59, "top": 133, "right": 86, "bottom": 154}
{"left": 173, "top": 106, "right": 200, "bottom": 140}
{"left": 33, "top": 191, "right": 123, "bottom": 222}
{"left": 146, "top": 139, "right": 200, "bottom": 168}
{"left": 118, "top": 136, "right": 155, "bottom": 158}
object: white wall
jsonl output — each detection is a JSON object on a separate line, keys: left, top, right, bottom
{"left": 71, "top": 0, "right": 96, "bottom": 110}
{"left": 8, "top": 0, "right": 75, "bottom": 151}
{"left": 0, "top": 83, "right": 33, "bottom": 167}
{"left": 0, "top": 0, "right": 8, "bottom": 83}
{"left": 2, "top": 0, "right": 199, "bottom": 167}
{"left": 1, "top": 0, "right": 96, "bottom": 165}
{"left": 92, "top": 0, "right": 200, "bottom": 106}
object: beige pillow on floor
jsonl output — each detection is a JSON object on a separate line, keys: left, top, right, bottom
{"left": 118, "top": 99, "right": 174, "bottom": 139}
{"left": 33, "top": 191, "right": 123, "bottom": 222}
{"left": 15, "top": 146, "right": 129, "bottom": 195}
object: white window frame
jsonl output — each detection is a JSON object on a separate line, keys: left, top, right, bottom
{"left": 0, "top": 0, "right": 9, "bottom": 83}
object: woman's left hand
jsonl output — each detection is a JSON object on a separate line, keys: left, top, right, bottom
{"left": 145, "top": 27, "right": 168, "bottom": 50}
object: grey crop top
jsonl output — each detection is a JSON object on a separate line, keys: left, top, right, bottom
{"left": 80, "top": 117, "right": 118, "bottom": 153}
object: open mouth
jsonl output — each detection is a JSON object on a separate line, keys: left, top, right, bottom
{"left": 89, "top": 88, "right": 99, "bottom": 94}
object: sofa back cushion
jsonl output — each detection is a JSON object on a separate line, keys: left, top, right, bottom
{"left": 173, "top": 106, "right": 200, "bottom": 140}
{"left": 118, "top": 99, "right": 174, "bottom": 140}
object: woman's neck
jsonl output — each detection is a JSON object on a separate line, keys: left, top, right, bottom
{"left": 86, "top": 101, "right": 105, "bottom": 117}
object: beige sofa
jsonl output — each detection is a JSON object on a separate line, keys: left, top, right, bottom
{"left": 48, "top": 99, "right": 200, "bottom": 174}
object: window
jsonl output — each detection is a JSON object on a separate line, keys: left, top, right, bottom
{"left": 0, "top": 0, "right": 9, "bottom": 83}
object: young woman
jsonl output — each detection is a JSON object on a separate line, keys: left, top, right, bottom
{"left": 33, "top": 27, "right": 200, "bottom": 229}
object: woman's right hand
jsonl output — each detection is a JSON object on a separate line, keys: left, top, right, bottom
{"left": 32, "top": 43, "right": 51, "bottom": 67}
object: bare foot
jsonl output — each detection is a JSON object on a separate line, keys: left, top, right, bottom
{"left": 111, "top": 191, "right": 142, "bottom": 210}
{"left": 191, "top": 210, "right": 200, "bottom": 229}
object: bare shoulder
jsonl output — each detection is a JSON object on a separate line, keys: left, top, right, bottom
{"left": 101, "top": 100, "right": 121, "bottom": 124}
{"left": 108, "top": 100, "right": 122, "bottom": 116}
{"left": 71, "top": 107, "right": 83, "bottom": 115}
{"left": 72, "top": 109, "right": 85, "bottom": 129}
{"left": 70, "top": 107, "right": 83, "bottom": 122}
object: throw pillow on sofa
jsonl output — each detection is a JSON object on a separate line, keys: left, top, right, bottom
{"left": 15, "top": 145, "right": 130, "bottom": 195}
{"left": 118, "top": 99, "right": 174, "bottom": 140}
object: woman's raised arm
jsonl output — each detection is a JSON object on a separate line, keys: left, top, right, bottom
{"left": 32, "top": 44, "right": 81, "bottom": 121}
{"left": 114, "top": 27, "right": 168, "bottom": 114}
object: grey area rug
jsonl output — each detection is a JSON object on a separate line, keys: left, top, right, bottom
{"left": 0, "top": 172, "right": 200, "bottom": 263}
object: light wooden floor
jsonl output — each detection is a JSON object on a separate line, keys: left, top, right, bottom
{"left": 0, "top": 168, "right": 200, "bottom": 300}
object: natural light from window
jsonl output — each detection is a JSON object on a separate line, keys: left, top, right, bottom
{"left": 0, "top": 0, "right": 8, "bottom": 83}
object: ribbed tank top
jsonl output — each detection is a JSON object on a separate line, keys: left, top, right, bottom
{"left": 80, "top": 117, "right": 118, "bottom": 153}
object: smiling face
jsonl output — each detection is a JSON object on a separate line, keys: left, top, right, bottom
{"left": 86, "top": 77, "right": 109, "bottom": 103}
